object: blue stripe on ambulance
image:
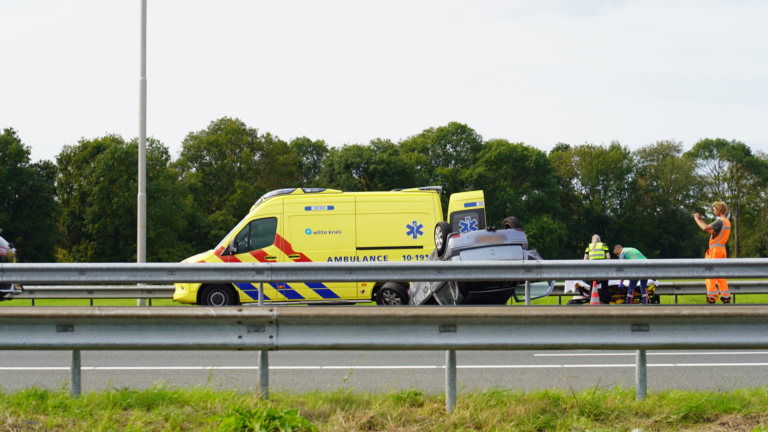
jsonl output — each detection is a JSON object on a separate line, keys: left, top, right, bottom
{"left": 235, "top": 283, "right": 271, "bottom": 301}
{"left": 464, "top": 201, "right": 484, "bottom": 208}
{"left": 270, "top": 283, "right": 305, "bottom": 300}
{"left": 305, "top": 282, "right": 341, "bottom": 299}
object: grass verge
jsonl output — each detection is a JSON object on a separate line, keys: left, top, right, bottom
{"left": 2, "top": 385, "right": 768, "bottom": 431}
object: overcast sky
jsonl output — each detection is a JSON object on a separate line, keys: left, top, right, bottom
{"left": 2, "top": 0, "right": 767, "bottom": 162}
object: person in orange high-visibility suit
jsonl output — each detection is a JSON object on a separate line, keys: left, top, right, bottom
{"left": 694, "top": 202, "right": 731, "bottom": 304}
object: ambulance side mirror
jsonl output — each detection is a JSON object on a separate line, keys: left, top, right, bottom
{"left": 222, "top": 238, "right": 236, "bottom": 256}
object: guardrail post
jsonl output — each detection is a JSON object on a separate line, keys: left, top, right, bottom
{"left": 636, "top": 349, "right": 647, "bottom": 401}
{"left": 446, "top": 350, "right": 456, "bottom": 412}
{"left": 258, "top": 282, "right": 264, "bottom": 306}
{"left": 71, "top": 350, "right": 81, "bottom": 398}
{"left": 258, "top": 350, "right": 269, "bottom": 399}
{"left": 31, "top": 299, "right": 35, "bottom": 307}
{"left": 733, "top": 294, "right": 736, "bottom": 304}
{"left": 525, "top": 281, "right": 531, "bottom": 306}
{"left": 89, "top": 299, "right": 93, "bottom": 307}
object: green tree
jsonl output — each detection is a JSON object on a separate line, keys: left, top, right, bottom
{"left": 633, "top": 140, "right": 706, "bottom": 258}
{"left": 465, "top": 139, "right": 565, "bottom": 258}
{"left": 290, "top": 137, "right": 329, "bottom": 187}
{"left": 0, "top": 128, "right": 60, "bottom": 262}
{"left": 56, "top": 135, "right": 195, "bottom": 262}
{"left": 400, "top": 122, "right": 484, "bottom": 209}
{"left": 549, "top": 142, "right": 638, "bottom": 258}
{"left": 688, "top": 138, "right": 768, "bottom": 257}
{"left": 320, "top": 139, "right": 417, "bottom": 191}
{"left": 174, "top": 118, "right": 302, "bottom": 248}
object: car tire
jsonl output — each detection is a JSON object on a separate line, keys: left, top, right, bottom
{"left": 377, "top": 282, "right": 409, "bottom": 305}
{"left": 200, "top": 284, "right": 239, "bottom": 306}
{"left": 502, "top": 216, "right": 523, "bottom": 230}
{"left": 434, "top": 222, "right": 452, "bottom": 257}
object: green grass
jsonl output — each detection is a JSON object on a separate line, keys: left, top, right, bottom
{"left": 2, "top": 385, "right": 768, "bottom": 431}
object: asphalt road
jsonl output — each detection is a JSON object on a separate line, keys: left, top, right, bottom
{"left": 2, "top": 350, "right": 768, "bottom": 393}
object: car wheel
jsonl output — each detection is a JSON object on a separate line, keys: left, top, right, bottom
{"left": 201, "top": 285, "right": 238, "bottom": 306}
{"left": 502, "top": 216, "right": 523, "bottom": 230}
{"left": 434, "top": 222, "right": 451, "bottom": 257}
{"left": 377, "top": 282, "right": 409, "bottom": 305}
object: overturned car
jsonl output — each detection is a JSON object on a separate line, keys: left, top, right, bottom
{"left": 408, "top": 218, "right": 554, "bottom": 305}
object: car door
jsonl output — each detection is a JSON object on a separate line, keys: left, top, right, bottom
{"left": 446, "top": 191, "right": 486, "bottom": 234}
{"left": 228, "top": 216, "right": 283, "bottom": 302}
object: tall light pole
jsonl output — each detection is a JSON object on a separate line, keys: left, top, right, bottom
{"left": 137, "top": 0, "right": 148, "bottom": 306}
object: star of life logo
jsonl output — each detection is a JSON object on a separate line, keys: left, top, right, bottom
{"left": 406, "top": 220, "right": 424, "bottom": 239}
{"left": 459, "top": 217, "right": 478, "bottom": 233}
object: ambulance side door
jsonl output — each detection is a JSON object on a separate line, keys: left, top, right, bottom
{"left": 282, "top": 196, "right": 357, "bottom": 300}
{"left": 226, "top": 212, "right": 283, "bottom": 303}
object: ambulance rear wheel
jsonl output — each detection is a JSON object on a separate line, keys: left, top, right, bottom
{"left": 377, "top": 282, "right": 409, "bottom": 306}
{"left": 201, "top": 285, "right": 238, "bottom": 306}
{"left": 434, "top": 222, "right": 451, "bottom": 257}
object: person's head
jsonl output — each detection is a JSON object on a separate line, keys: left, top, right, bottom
{"left": 591, "top": 234, "right": 601, "bottom": 248}
{"left": 613, "top": 245, "right": 623, "bottom": 255}
{"left": 712, "top": 202, "right": 728, "bottom": 217}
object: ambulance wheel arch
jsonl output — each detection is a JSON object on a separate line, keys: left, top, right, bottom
{"left": 198, "top": 284, "right": 240, "bottom": 306}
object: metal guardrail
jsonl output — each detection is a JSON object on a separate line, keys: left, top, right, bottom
{"left": 3, "top": 259, "right": 768, "bottom": 284}
{"left": 11, "top": 285, "right": 175, "bottom": 300}
{"left": 2, "top": 306, "right": 768, "bottom": 410}
{"left": 8, "top": 281, "right": 768, "bottom": 304}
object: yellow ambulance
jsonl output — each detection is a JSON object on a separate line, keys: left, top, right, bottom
{"left": 172, "top": 186, "right": 487, "bottom": 306}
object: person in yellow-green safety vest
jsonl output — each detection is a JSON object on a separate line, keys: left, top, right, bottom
{"left": 583, "top": 234, "right": 611, "bottom": 304}
{"left": 613, "top": 245, "right": 648, "bottom": 305}
{"left": 694, "top": 201, "right": 731, "bottom": 304}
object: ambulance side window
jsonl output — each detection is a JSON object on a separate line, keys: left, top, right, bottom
{"left": 250, "top": 218, "right": 278, "bottom": 251}
{"left": 234, "top": 217, "right": 278, "bottom": 254}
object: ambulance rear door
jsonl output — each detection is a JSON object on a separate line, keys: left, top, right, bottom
{"left": 446, "top": 191, "right": 486, "bottom": 234}
{"left": 283, "top": 195, "right": 357, "bottom": 301}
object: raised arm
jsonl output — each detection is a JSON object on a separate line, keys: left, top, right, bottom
{"left": 694, "top": 213, "right": 714, "bottom": 234}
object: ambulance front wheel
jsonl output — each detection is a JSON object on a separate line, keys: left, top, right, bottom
{"left": 200, "top": 284, "right": 239, "bottom": 306}
{"left": 377, "top": 282, "right": 409, "bottom": 306}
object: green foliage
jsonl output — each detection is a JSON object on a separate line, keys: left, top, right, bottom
{"left": 215, "top": 407, "right": 317, "bottom": 432}
{"left": 401, "top": 122, "right": 484, "bottom": 209}
{"left": 290, "top": 137, "right": 329, "bottom": 187}
{"left": 56, "top": 135, "right": 195, "bottom": 262}
{"left": 548, "top": 141, "right": 641, "bottom": 258}
{"left": 5, "top": 118, "right": 768, "bottom": 262}
{"left": 465, "top": 139, "right": 565, "bottom": 257}
{"left": 0, "top": 128, "right": 59, "bottom": 262}
{"left": 320, "top": 138, "right": 417, "bottom": 191}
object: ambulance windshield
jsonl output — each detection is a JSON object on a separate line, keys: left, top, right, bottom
{"left": 214, "top": 215, "right": 251, "bottom": 250}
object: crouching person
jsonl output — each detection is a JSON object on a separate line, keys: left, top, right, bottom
{"left": 613, "top": 245, "right": 648, "bottom": 305}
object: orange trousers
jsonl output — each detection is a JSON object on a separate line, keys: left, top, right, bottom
{"left": 705, "top": 247, "right": 730, "bottom": 301}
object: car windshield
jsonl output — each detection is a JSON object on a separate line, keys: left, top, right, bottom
{"left": 459, "top": 245, "right": 524, "bottom": 261}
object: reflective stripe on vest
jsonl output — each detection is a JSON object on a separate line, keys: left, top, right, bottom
{"left": 588, "top": 242, "right": 606, "bottom": 260}
{"left": 709, "top": 216, "right": 731, "bottom": 249}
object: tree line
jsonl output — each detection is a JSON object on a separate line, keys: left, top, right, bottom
{"left": 2, "top": 118, "right": 767, "bottom": 263}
